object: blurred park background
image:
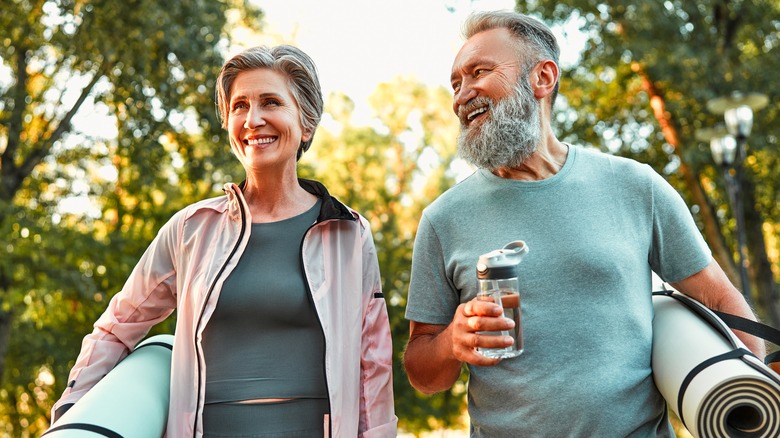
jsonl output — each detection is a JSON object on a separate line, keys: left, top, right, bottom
{"left": 1, "top": 0, "right": 779, "bottom": 436}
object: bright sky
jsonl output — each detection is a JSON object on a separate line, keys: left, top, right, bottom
{"left": 235, "top": 0, "right": 585, "bottom": 122}
{"left": 244, "top": 0, "right": 512, "bottom": 107}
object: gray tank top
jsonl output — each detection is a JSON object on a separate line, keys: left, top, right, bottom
{"left": 203, "top": 200, "right": 327, "bottom": 403}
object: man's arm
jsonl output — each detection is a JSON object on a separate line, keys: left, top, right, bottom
{"left": 670, "top": 259, "right": 766, "bottom": 358}
{"left": 404, "top": 300, "right": 514, "bottom": 394}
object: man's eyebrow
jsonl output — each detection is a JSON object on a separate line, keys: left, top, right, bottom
{"left": 451, "top": 59, "right": 491, "bottom": 82}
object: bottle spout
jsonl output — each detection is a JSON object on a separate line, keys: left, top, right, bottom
{"left": 476, "top": 240, "right": 529, "bottom": 278}
{"left": 503, "top": 240, "right": 529, "bottom": 262}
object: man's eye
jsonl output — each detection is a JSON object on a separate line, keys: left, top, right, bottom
{"left": 452, "top": 83, "right": 461, "bottom": 92}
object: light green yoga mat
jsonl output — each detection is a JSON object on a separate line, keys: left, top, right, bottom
{"left": 45, "top": 334, "right": 173, "bottom": 438}
{"left": 653, "top": 293, "right": 780, "bottom": 437}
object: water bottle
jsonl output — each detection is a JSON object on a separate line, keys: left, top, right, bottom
{"left": 475, "top": 240, "right": 528, "bottom": 359}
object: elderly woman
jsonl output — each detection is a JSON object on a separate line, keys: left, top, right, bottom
{"left": 50, "top": 45, "right": 397, "bottom": 437}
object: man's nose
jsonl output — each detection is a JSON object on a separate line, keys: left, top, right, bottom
{"left": 453, "top": 80, "right": 477, "bottom": 114}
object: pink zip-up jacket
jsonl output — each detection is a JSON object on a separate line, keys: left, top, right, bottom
{"left": 51, "top": 179, "right": 398, "bottom": 437}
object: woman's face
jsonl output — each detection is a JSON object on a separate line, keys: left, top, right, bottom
{"left": 227, "top": 68, "right": 310, "bottom": 174}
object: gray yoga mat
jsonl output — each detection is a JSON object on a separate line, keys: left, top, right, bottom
{"left": 45, "top": 334, "right": 173, "bottom": 438}
{"left": 653, "top": 293, "right": 780, "bottom": 437}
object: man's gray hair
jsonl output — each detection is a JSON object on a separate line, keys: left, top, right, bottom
{"left": 464, "top": 11, "right": 560, "bottom": 106}
{"left": 215, "top": 45, "right": 323, "bottom": 160}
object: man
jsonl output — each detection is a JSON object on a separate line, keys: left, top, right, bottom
{"left": 403, "top": 10, "right": 764, "bottom": 437}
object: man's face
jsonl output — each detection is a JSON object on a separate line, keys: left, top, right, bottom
{"left": 451, "top": 28, "right": 541, "bottom": 170}
{"left": 451, "top": 28, "right": 523, "bottom": 125}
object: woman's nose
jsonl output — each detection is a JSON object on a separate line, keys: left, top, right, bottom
{"left": 244, "top": 106, "right": 265, "bottom": 129}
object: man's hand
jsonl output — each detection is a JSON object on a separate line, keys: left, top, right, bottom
{"left": 405, "top": 297, "right": 517, "bottom": 394}
{"left": 450, "top": 298, "right": 515, "bottom": 366}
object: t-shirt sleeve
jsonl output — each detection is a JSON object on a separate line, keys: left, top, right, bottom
{"left": 405, "top": 212, "right": 460, "bottom": 325}
{"left": 647, "top": 167, "right": 711, "bottom": 283}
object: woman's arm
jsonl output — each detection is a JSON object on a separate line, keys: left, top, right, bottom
{"left": 50, "top": 212, "right": 181, "bottom": 422}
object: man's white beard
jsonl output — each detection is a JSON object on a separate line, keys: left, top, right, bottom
{"left": 456, "top": 76, "right": 541, "bottom": 170}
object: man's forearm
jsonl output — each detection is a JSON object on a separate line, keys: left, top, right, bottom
{"left": 672, "top": 260, "right": 767, "bottom": 358}
{"left": 713, "top": 300, "right": 766, "bottom": 358}
{"left": 404, "top": 325, "right": 463, "bottom": 394}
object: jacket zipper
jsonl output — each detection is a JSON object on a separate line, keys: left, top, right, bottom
{"left": 300, "top": 219, "right": 333, "bottom": 438}
{"left": 192, "top": 186, "right": 247, "bottom": 437}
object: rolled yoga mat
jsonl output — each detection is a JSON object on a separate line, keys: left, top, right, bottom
{"left": 652, "top": 292, "right": 780, "bottom": 437}
{"left": 44, "top": 334, "right": 173, "bottom": 438}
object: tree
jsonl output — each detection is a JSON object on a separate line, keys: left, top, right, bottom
{"left": 515, "top": 0, "right": 780, "bottom": 324}
{"left": 0, "top": 0, "right": 260, "bottom": 434}
{"left": 302, "top": 79, "right": 469, "bottom": 433}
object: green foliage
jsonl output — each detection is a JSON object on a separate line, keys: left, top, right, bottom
{"left": 0, "top": 0, "right": 260, "bottom": 434}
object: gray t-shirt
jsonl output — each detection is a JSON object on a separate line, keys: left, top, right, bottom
{"left": 405, "top": 145, "right": 710, "bottom": 437}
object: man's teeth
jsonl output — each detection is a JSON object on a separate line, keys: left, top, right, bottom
{"left": 467, "top": 107, "right": 487, "bottom": 121}
{"left": 247, "top": 137, "right": 275, "bottom": 145}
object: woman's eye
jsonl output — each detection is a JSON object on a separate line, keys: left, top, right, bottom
{"left": 232, "top": 102, "right": 247, "bottom": 111}
{"left": 265, "top": 99, "right": 281, "bottom": 106}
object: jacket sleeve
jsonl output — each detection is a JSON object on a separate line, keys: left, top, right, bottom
{"left": 357, "top": 216, "right": 398, "bottom": 437}
{"left": 50, "top": 210, "right": 182, "bottom": 423}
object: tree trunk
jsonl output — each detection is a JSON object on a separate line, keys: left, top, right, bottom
{"left": 0, "top": 307, "right": 12, "bottom": 385}
{"left": 631, "top": 63, "right": 740, "bottom": 284}
{"left": 741, "top": 176, "right": 780, "bottom": 326}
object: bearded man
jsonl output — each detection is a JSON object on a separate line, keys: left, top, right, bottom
{"left": 403, "top": 10, "right": 764, "bottom": 437}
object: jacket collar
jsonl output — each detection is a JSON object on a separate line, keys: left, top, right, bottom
{"left": 298, "top": 178, "right": 357, "bottom": 222}
{"left": 224, "top": 179, "right": 356, "bottom": 223}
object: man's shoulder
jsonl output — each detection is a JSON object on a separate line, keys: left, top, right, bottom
{"left": 425, "top": 171, "right": 485, "bottom": 216}
{"left": 575, "top": 144, "right": 641, "bottom": 166}
{"left": 573, "top": 145, "right": 656, "bottom": 180}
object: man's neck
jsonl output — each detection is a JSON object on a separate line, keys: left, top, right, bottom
{"left": 492, "top": 138, "right": 569, "bottom": 181}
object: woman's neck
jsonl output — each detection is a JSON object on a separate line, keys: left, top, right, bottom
{"left": 242, "top": 173, "right": 317, "bottom": 223}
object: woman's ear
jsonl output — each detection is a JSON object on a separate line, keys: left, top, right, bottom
{"left": 531, "top": 59, "right": 559, "bottom": 101}
{"left": 302, "top": 128, "right": 313, "bottom": 143}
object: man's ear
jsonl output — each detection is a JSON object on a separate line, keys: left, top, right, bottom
{"left": 531, "top": 59, "right": 559, "bottom": 100}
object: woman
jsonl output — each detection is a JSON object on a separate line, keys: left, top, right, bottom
{"left": 50, "top": 45, "right": 398, "bottom": 437}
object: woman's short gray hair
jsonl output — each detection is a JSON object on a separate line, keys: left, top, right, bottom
{"left": 464, "top": 11, "right": 560, "bottom": 105}
{"left": 215, "top": 45, "right": 324, "bottom": 160}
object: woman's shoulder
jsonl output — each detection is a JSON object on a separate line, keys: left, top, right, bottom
{"left": 159, "top": 193, "right": 232, "bottom": 235}
{"left": 180, "top": 194, "right": 230, "bottom": 219}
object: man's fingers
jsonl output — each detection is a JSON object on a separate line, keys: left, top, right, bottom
{"left": 472, "top": 332, "right": 514, "bottom": 349}
{"left": 451, "top": 302, "right": 514, "bottom": 366}
{"left": 465, "top": 299, "right": 504, "bottom": 317}
{"left": 466, "top": 315, "right": 515, "bottom": 332}
{"left": 454, "top": 339, "right": 502, "bottom": 366}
